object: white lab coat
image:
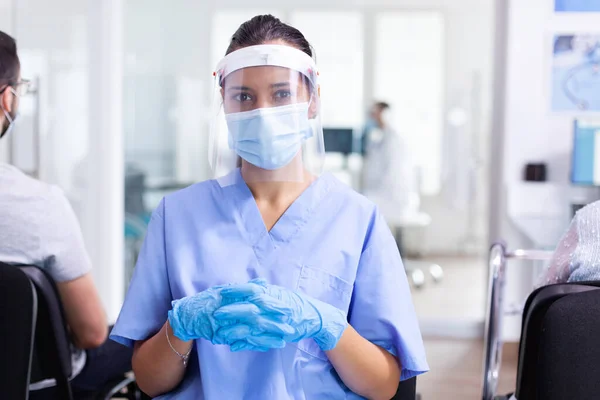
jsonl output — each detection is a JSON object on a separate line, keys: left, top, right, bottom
{"left": 362, "top": 127, "right": 419, "bottom": 216}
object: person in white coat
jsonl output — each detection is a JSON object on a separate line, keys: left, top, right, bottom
{"left": 361, "top": 102, "right": 418, "bottom": 217}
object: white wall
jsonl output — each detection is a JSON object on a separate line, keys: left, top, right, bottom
{"left": 495, "top": 0, "right": 600, "bottom": 340}
{"left": 503, "top": 3, "right": 600, "bottom": 200}
{"left": 500, "top": 2, "right": 600, "bottom": 245}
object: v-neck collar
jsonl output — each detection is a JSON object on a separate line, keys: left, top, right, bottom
{"left": 219, "top": 169, "right": 335, "bottom": 247}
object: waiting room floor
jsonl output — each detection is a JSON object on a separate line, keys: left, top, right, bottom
{"left": 411, "top": 257, "right": 518, "bottom": 398}
{"left": 418, "top": 338, "right": 518, "bottom": 399}
{"left": 411, "top": 256, "right": 487, "bottom": 322}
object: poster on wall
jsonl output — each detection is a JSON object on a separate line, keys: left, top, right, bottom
{"left": 555, "top": 0, "right": 600, "bottom": 12}
{"left": 551, "top": 34, "right": 600, "bottom": 112}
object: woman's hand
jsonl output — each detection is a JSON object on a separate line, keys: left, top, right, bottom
{"left": 168, "top": 281, "right": 290, "bottom": 349}
{"left": 167, "top": 285, "right": 227, "bottom": 342}
{"left": 213, "top": 278, "right": 348, "bottom": 351}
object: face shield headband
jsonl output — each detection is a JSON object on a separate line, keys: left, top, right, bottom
{"left": 214, "top": 44, "right": 319, "bottom": 89}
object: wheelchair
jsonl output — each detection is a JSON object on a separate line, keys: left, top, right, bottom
{"left": 482, "top": 243, "right": 600, "bottom": 400}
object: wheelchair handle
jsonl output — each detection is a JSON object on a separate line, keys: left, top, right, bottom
{"left": 482, "top": 243, "right": 553, "bottom": 400}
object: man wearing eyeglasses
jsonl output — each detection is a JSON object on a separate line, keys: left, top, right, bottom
{"left": 0, "top": 31, "right": 132, "bottom": 396}
{"left": 0, "top": 51, "right": 27, "bottom": 138}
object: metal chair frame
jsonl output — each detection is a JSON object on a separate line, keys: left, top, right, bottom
{"left": 481, "top": 243, "right": 554, "bottom": 400}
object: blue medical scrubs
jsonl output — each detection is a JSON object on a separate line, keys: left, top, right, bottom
{"left": 555, "top": 0, "right": 600, "bottom": 12}
{"left": 110, "top": 170, "right": 428, "bottom": 399}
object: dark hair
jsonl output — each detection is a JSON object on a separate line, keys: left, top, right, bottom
{"left": 374, "top": 101, "right": 390, "bottom": 111}
{"left": 0, "top": 31, "right": 20, "bottom": 88}
{"left": 226, "top": 15, "right": 313, "bottom": 59}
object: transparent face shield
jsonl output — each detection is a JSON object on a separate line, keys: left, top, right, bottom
{"left": 209, "top": 45, "right": 325, "bottom": 184}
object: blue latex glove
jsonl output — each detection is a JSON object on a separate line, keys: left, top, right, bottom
{"left": 215, "top": 324, "right": 291, "bottom": 352}
{"left": 212, "top": 298, "right": 296, "bottom": 352}
{"left": 213, "top": 279, "right": 348, "bottom": 351}
{"left": 167, "top": 285, "right": 227, "bottom": 342}
{"left": 168, "top": 281, "right": 293, "bottom": 347}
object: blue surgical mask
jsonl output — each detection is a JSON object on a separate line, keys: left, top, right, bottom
{"left": 1, "top": 107, "right": 18, "bottom": 139}
{"left": 1, "top": 87, "right": 20, "bottom": 139}
{"left": 226, "top": 102, "right": 313, "bottom": 170}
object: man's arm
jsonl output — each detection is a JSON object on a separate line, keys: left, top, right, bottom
{"left": 42, "top": 186, "right": 107, "bottom": 348}
{"left": 57, "top": 273, "right": 107, "bottom": 348}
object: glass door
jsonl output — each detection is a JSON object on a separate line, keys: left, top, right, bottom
{"left": 122, "top": 0, "right": 213, "bottom": 288}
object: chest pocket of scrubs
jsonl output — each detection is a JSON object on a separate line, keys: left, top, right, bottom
{"left": 295, "top": 265, "right": 353, "bottom": 360}
{"left": 297, "top": 265, "right": 353, "bottom": 309}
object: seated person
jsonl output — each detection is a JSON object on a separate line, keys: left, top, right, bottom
{"left": 539, "top": 200, "right": 600, "bottom": 285}
{"left": 0, "top": 30, "right": 131, "bottom": 396}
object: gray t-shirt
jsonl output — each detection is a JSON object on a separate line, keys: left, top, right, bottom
{"left": 0, "top": 162, "right": 89, "bottom": 387}
{"left": 0, "top": 162, "right": 92, "bottom": 281}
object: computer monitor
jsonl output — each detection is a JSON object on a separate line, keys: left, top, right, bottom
{"left": 323, "top": 128, "right": 354, "bottom": 155}
{"left": 571, "top": 119, "right": 600, "bottom": 186}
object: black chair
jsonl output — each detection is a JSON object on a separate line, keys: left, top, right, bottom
{"left": 392, "top": 377, "right": 418, "bottom": 400}
{"left": 0, "top": 262, "right": 140, "bottom": 400}
{"left": 492, "top": 281, "right": 600, "bottom": 400}
{"left": 0, "top": 262, "right": 38, "bottom": 400}
{"left": 513, "top": 281, "right": 600, "bottom": 400}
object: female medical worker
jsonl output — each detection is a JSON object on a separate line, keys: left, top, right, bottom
{"left": 110, "top": 15, "right": 428, "bottom": 399}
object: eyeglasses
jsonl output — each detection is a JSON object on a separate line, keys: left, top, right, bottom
{"left": 0, "top": 78, "right": 33, "bottom": 97}
{"left": 12, "top": 79, "right": 32, "bottom": 96}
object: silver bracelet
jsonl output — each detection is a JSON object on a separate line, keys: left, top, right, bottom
{"left": 166, "top": 325, "right": 192, "bottom": 366}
